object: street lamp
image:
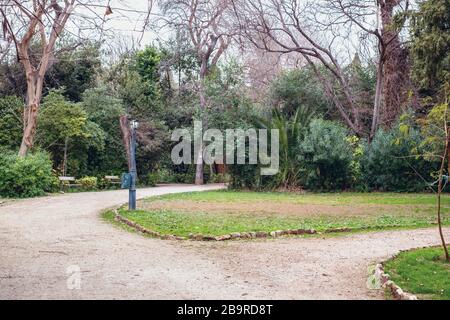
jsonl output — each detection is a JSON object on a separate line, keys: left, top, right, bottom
{"left": 129, "top": 120, "right": 139, "bottom": 210}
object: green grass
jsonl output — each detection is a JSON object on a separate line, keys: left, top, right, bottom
{"left": 105, "top": 191, "right": 450, "bottom": 238}
{"left": 111, "top": 209, "right": 447, "bottom": 237}
{"left": 384, "top": 247, "right": 450, "bottom": 300}
{"left": 149, "top": 190, "right": 450, "bottom": 206}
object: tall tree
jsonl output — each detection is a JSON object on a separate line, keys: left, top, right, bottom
{"left": 0, "top": 1, "right": 113, "bottom": 157}
{"left": 161, "top": 0, "right": 233, "bottom": 185}
{"left": 234, "top": 0, "right": 412, "bottom": 138}
{"left": 1, "top": 1, "right": 77, "bottom": 156}
{"left": 378, "top": 0, "right": 413, "bottom": 129}
{"left": 409, "top": 0, "right": 450, "bottom": 97}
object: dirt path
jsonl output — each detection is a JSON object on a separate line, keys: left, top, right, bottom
{"left": 0, "top": 185, "right": 448, "bottom": 300}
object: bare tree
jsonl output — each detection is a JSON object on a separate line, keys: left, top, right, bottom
{"left": 233, "top": 0, "right": 366, "bottom": 135}
{"left": 324, "top": 0, "right": 412, "bottom": 138}
{"left": 233, "top": 0, "right": 412, "bottom": 138}
{"left": 161, "top": 0, "right": 234, "bottom": 185}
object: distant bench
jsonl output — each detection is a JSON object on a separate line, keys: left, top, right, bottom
{"left": 59, "top": 176, "right": 122, "bottom": 191}
{"left": 105, "top": 176, "right": 121, "bottom": 186}
{"left": 59, "top": 177, "right": 80, "bottom": 190}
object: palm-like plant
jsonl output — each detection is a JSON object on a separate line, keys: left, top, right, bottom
{"left": 255, "top": 107, "right": 315, "bottom": 189}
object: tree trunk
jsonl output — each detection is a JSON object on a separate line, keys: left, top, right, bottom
{"left": 18, "top": 103, "right": 39, "bottom": 157}
{"left": 62, "top": 137, "right": 69, "bottom": 176}
{"left": 371, "top": 59, "right": 385, "bottom": 140}
{"left": 379, "top": 0, "right": 412, "bottom": 128}
{"left": 195, "top": 69, "right": 208, "bottom": 185}
{"left": 18, "top": 72, "right": 43, "bottom": 157}
{"left": 120, "top": 115, "right": 132, "bottom": 171}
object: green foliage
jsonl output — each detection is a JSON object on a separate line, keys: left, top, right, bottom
{"left": 0, "top": 96, "right": 23, "bottom": 150}
{"left": 37, "top": 90, "right": 105, "bottom": 175}
{"left": 418, "top": 102, "right": 449, "bottom": 162}
{"left": 0, "top": 151, "right": 58, "bottom": 198}
{"left": 360, "top": 126, "right": 435, "bottom": 192}
{"left": 38, "top": 91, "right": 91, "bottom": 145}
{"left": 409, "top": 0, "right": 450, "bottom": 94}
{"left": 260, "top": 109, "right": 313, "bottom": 189}
{"left": 80, "top": 87, "right": 127, "bottom": 175}
{"left": 75, "top": 176, "right": 98, "bottom": 191}
{"left": 270, "top": 68, "right": 330, "bottom": 117}
{"left": 46, "top": 44, "right": 101, "bottom": 102}
{"left": 135, "top": 46, "right": 161, "bottom": 83}
{"left": 299, "top": 119, "right": 354, "bottom": 191}
{"left": 0, "top": 40, "right": 101, "bottom": 101}
{"left": 228, "top": 162, "right": 262, "bottom": 190}
{"left": 144, "top": 172, "right": 159, "bottom": 187}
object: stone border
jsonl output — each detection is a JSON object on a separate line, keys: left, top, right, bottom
{"left": 113, "top": 209, "right": 316, "bottom": 241}
{"left": 373, "top": 253, "right": 419, "bottom": 301}
{"left": 113, "top": 209, "right": 414, "bottom": 242}
{"left": 114, "top": 211, "right": 186, "bottom": 241}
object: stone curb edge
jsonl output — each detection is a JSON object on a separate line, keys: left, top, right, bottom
{"left": 373, "top": 253, "right": 420, "bottom": 301}
{"left": 113, "top": 209, "right": 317, "bottom": 241}
{"left": 112, "top": 209, "right": 415, "bottom": 242}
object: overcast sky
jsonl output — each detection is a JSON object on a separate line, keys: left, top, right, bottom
{"left": 94, "top": 0, "right": 163, "bottom": 48}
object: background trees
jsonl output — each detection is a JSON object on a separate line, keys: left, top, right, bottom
{"left": 1, "top": 0, "right": 78, "bottom": 156}
{"left": 161, "top": 0, "right": 234, "bottom": 185}
{"left": 0, "top": 0, "right": 448, "bottom": 199}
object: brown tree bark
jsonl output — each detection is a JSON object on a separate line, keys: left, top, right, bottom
{"left": 378, "top": 0, "right": 412, "bottom": 128}
{"left": 19, "top": 68, "right": 47, "bottom": 156}
{"left": 371, "top": 58, "right": 385, "bottom": 140}
{"left": 120, "top": 115, "right": 132, "bottom": 171}
{"left": 195, "top": 75, "right": 207, "bottom": 185}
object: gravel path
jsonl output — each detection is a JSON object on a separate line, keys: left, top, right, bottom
{"left": 0, "top": 185, "right": 448, "bottom": 300}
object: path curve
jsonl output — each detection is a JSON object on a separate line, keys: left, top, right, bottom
{"left": 0, "top": 185, "right": 448, "bottom": 300}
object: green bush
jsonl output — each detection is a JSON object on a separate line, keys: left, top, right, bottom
{"left": 359, "top": 127, "right": 436, "bottom": 192}
{"left": 156, "top": 168, "right": 178, "bottom": 184}
{"left": 144, "top": 172, "right": 158, "bottom": 187}
{"left": 0, "top": 151, "right": 58, "bottom": 198}
{"left": 299, "top": 119, "right": 354, "bottom": 191}
{"left": 228, "top": 163, "right": 263, "bottom": 190}
{"left": 75, "top": 176, "right": 98, "bottom": 191}
{"left": 210, "top": 173, "right": 231, "bottom": 184}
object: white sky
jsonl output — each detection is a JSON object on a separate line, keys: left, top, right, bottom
{"left": 89, "top": 0, "right": 164, "bottom": 48}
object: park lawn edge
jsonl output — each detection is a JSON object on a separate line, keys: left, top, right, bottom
{"left": 383, "top": 246, "right": 450, "bottom": 300}
{"left": 102, "top": 208, "right": 450, "bottom": 240}
{"left": 102, "top": 190, "right": 450, "bottom": 240}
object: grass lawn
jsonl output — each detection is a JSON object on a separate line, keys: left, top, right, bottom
{"left": 104, "top": 190, "right": 450, "bottom": 238}
{"left": 384, "top": 246, "right": 450, "bottom": 300}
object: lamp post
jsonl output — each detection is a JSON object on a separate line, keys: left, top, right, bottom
{"left": 129, "top": 120, "right": 139, "bottom": 211}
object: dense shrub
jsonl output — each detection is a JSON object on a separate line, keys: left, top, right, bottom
{"left": 359, "top": 127, "right": 436, "bottom": 192}
{"left": 228, "top": 163, "right": 262, "bottom": 190}
{"left": 0, "top": 151, "right": 58, "bottom": 198}
{"left": 76, "top": 176, "right": 98, "bottom": 191}
{"left": 299, "top": 119, "right": 354, "bottom": 191}
{"left": 142, "top": 172, "right": 158, "bottom": 187}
